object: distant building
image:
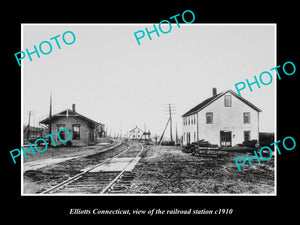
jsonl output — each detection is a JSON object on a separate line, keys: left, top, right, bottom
{"left": 182, "top": 88, "right": 262, "bottom": 147}
{"left": 128, "top": 126, "right": 151, "bottom": 140}
{"left": 40, "top": 104, "right": 105, "bottom": 146}
{"left": 128, "top": 126, "right": 144, "bottom": 140}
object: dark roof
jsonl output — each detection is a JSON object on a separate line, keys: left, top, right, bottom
{"left": 40, "top": 109, "right": 102, "bottom": 125}
{"left": 182, "top": 90, "right": 262, "bottom": 117}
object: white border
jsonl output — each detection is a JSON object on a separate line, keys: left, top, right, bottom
{"left": 21, "top": 24, "right": 24, "bottom": 195}
{"left": 274, "top": 24, "right": 277, "bottom": 197}
{"left": 21, "top": 23, "right": 277, "bottom": 196}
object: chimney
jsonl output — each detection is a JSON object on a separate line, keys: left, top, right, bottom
{"left": 212, "top": 88, "right": 217, "bottom": 97}
{"left": 72, "top": 104, "right": 76, "bottom": 112}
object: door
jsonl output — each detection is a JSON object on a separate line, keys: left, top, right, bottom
{"left": 187, "top": 132, "right": 191, "bottom": 145}
{"left": 88, "top": 128, "right": 95, "bottom": 144}
{"left": 244, "top": 131, "right": 251, "bottom": 142}
{"left": 220, "top": 131, "right": 232, "bottom": 147}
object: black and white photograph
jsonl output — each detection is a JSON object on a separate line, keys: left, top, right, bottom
{"left": 4, "top": 4, "right": 298, "bottom": 221}
{"left": 21, "top": 24, "right": 276, "bottom": 195}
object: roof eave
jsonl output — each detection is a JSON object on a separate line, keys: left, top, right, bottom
{"left": 182, "top": 92, "right": 225, "bottom": 117}
{"left": 39, "top": 109, "right": 102, "bottom": 125}
{"left": 181, "top": 90, "right": 262, "bottom": 117}
{"left": 228, "top": 90, "right": 262, "bottom": 112}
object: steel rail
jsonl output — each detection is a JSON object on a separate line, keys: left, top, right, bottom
{"left": 100, "top": 143, "right": 144, "bottom": 194}
{"left": 41, "top": 141, "right": 131, "bottom": 194}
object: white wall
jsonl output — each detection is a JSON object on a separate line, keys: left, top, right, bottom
{"left": 182, "top": 92, "right": 260, "bottom": 146}
{"left": 129, "top": 127, "right": 143, "bottom": 139}
{"left": 182, "top": 114, "right": 198, "bottom": 144}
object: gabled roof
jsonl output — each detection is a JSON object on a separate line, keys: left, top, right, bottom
{"left": 182, "top": 90, "right": 262, "bottom": 117}
{"left": 40, "top": 109, "right": 102, "bottom": 125}
{"left": 128, "top": 126, "right": 144, "bottom": 133}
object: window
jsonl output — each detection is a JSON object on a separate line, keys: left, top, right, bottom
{"left": 57, "top": 124, "right": 66, "bottom": 140}
{"left": 73, "top": 125, "right": 80, "bottom": 140}
{"left": 243, "top": 112, "right": 250, "bottom": 124}
{"left": 244, "top": 131, "right": 251, "bottom": 142}
{"left": 206, "top": 112, "right": 213, "bottom": 124}
{"left": 224, "top": 95, "right": 232, "bottom": 107}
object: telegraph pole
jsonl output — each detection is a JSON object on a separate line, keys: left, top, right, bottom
{"left": 175, "top": 123, "right": 179, "bottom": 144}
{"left": 144, "top": 122, "right": 146, "bottom": 143}
{"left": 163, "top": 104, "right": 175, "bottom": 142}
{"left": 27, "top": 110, "right": 31, "bottom": 140}
{"left": 168, "top": 104, "right": 173, "bottom": 142}
{"left": 49, "top": 92, "right": 52, "bottom": 146}
{"left": 158, "top": 117, "right": 170, "bottom": 145}
{"left": 159, "top": 104, "right": 176, "bottom": 144}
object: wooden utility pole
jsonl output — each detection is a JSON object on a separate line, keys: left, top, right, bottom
{"left": 175, "top": 123, "right": 179, "bottom": 144}
{"left": 27, "top": 110, "right": 31, "bottom": 140}
{"left": 168, "top": 104, "right": 173, "bottom": 142}
{"left": 158, "top": 117, "right": 170, "bottom": 145}
{"left": 144, "top": 122, "right": 146, "bottom": 143}
{"left": 160, "top": 104, "right": 176, "bottom": 144}
{"left": 49, "top": 92, "right": 52, "bottom": 146}
{"left": 154, "top": 135, "right": 158, "bottom": 145}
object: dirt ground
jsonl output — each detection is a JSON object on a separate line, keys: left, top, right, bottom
{"left": 128, "top": 145, "right": 275, "bottom": 194}
{"left": 23, "top": 142, "right": 275, "bottom": 195}
{"left": 23, "top": 139, "right": 124, "bottom": 194}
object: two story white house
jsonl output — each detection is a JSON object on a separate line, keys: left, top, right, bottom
{"left": 182, "top": 88, "right": 262, "bottom": 147}
{"left": 128, "top": 126, "right": 144, "bottom": 140}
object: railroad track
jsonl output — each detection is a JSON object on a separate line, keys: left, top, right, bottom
{"left": 41, "top": 142, "right": 144, "bottom": 194}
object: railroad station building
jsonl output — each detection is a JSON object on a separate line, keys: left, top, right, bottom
{"left": 182, "top": 88, "right": 262, "bottom": 147}
{"left": 40, "top": 104, "right": 105, "bottom": 146}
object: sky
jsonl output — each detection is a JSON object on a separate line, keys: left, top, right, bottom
{"left": 22, "top": 24, "right": 276, "bottom": 139}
